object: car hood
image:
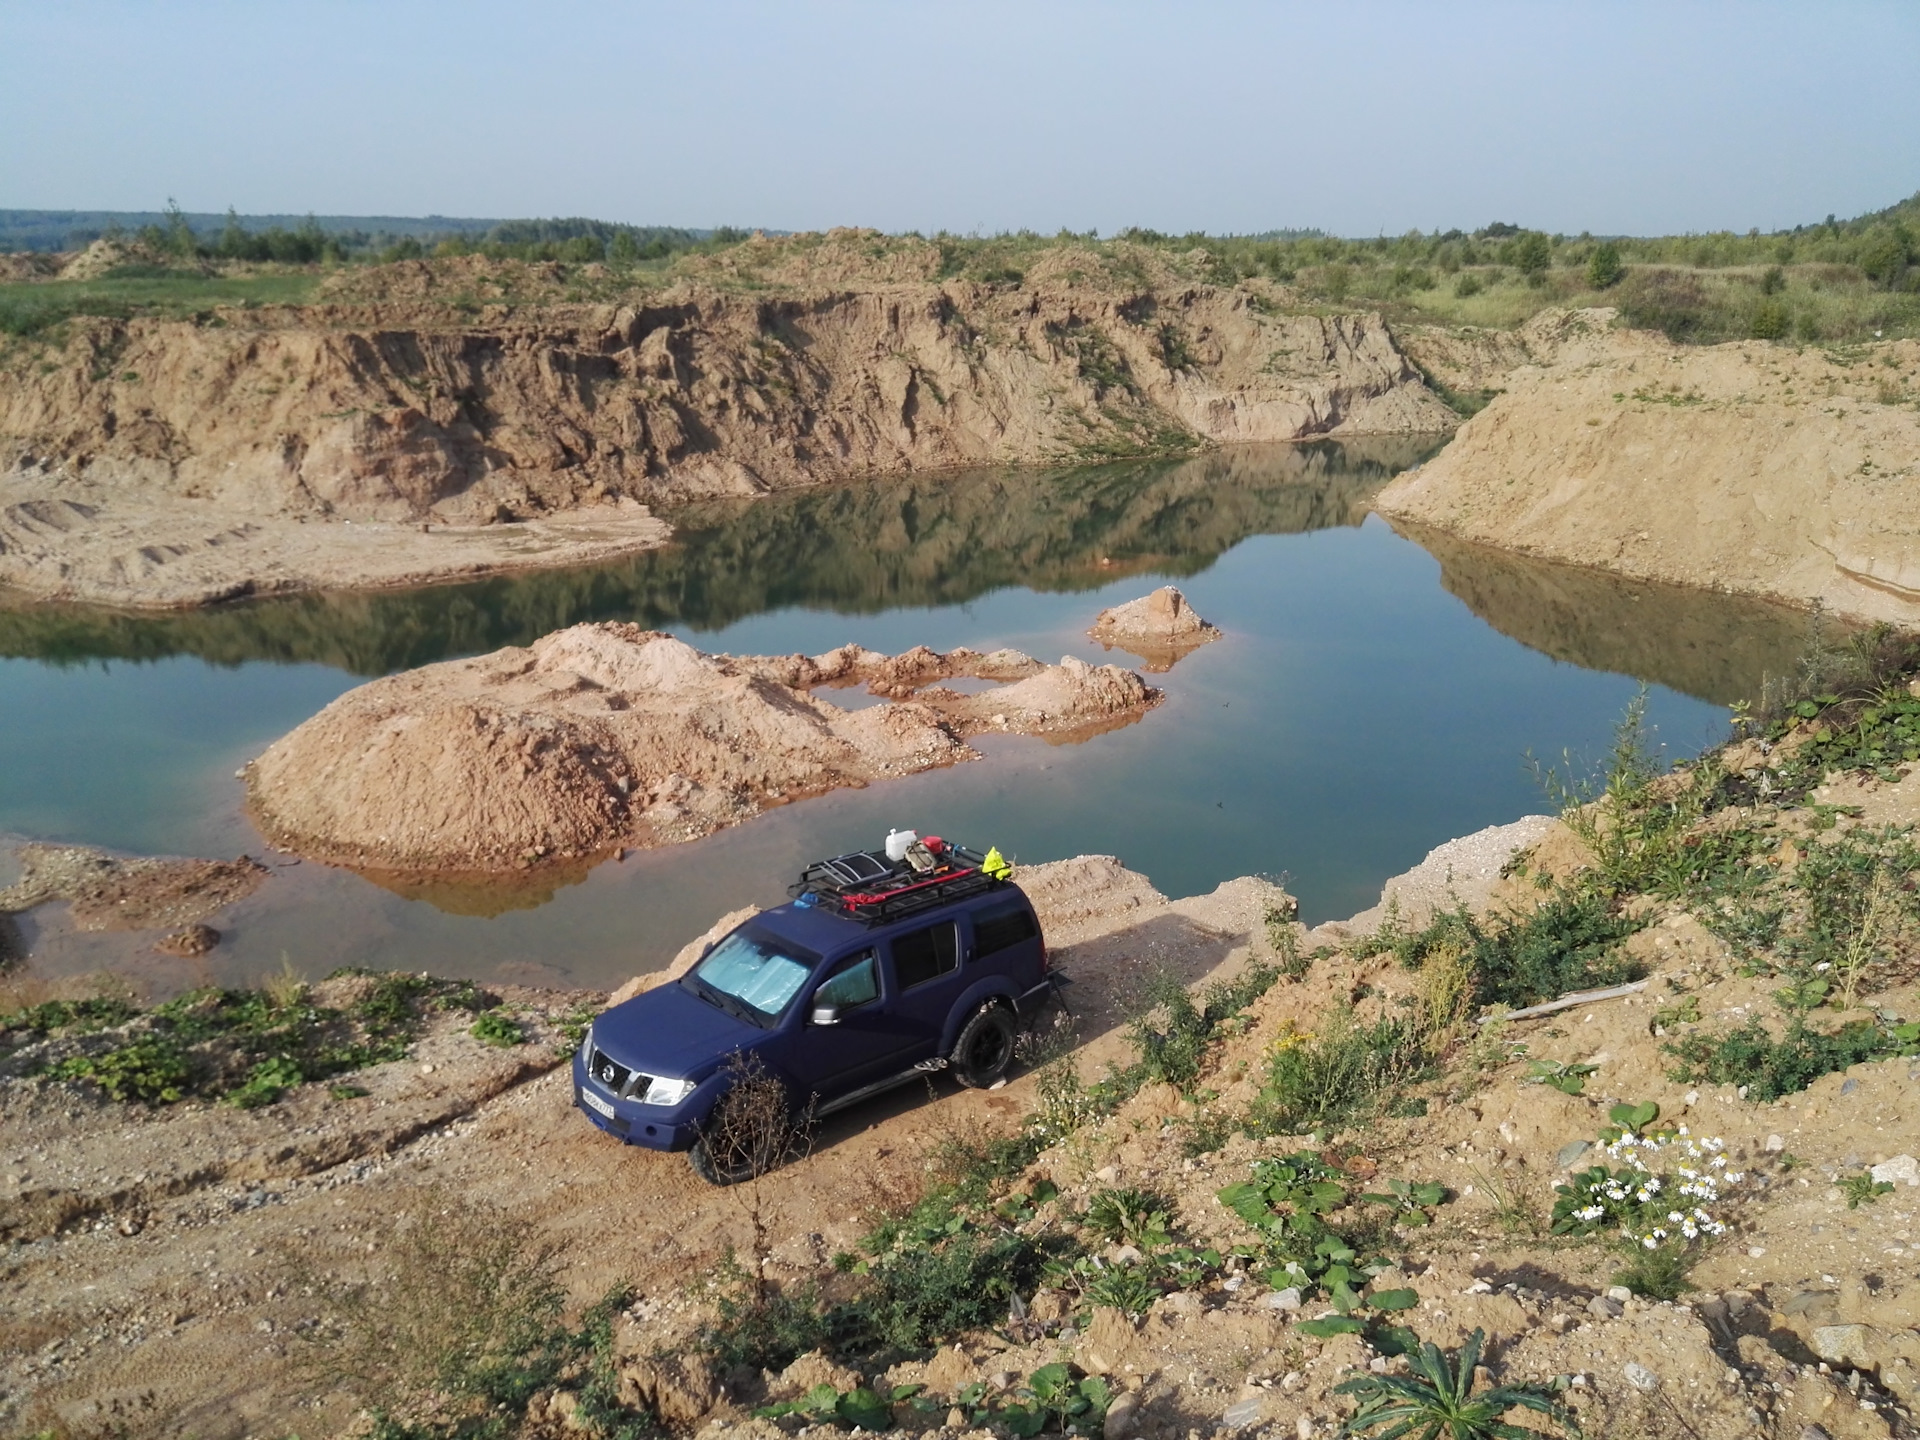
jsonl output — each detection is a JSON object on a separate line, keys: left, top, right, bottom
{"left": 592, "top": 980, "right": 766, "bottom": 1078}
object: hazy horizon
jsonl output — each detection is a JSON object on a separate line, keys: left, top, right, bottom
{"left": 2, "top": 1, "right": 1917, "bottom": 239}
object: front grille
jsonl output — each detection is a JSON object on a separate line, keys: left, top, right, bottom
{"left": 588, "top": 1048, "right": 655, "bottom": 1099}
{"left": 589, "top": 1048, "right": 633, "bottom": 1095}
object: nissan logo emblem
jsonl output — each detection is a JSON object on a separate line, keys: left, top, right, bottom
{"left": 599, "top": 1064, "right": 616, "bottom": 1083}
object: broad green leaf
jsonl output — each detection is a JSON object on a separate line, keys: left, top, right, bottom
{"left": 1369, "top": 1288, "right": 1419, "bottom": 1311}
{"left": 1000, "top": 1403, "right": 1047, "bottom": 1438}
{"left": 837, "top": 1387, "right": 894, "bottom": 1432}
{"left": 1298, "top": 1316, "right": 1366, "bottom": 1337}
{"left": 1217, "top": 1182, "right": 1272, "bottom": 1225}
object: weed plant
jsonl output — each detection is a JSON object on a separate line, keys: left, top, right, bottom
{"left": 1251, "top": 1008, "right": 1433, "bottom": 1136}
{"left": 1665, "top": 1016, "right": 1915, "bottom": 1100}
{"left": 1336, "top": 1326, "right": 1577, "bottom": 1440}
{"left": 24, "top": 970, "right": 494, "bottom": 1108}
{"left": 1840, "top": 1169, "right": 1896, "bottom": 1208}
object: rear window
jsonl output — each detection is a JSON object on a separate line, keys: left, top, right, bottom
{"left": 892, "top": 921, "right": 960, "bottom": 990}
{"left": 973, "top": 902, "right": 1038, "bottom": 957}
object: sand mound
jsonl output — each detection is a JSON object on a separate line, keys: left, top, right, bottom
{"left": 1375, "top": 324, "right": 1920, "bottom": 624}
{"left": 245, "top": 623, "right": 1159, "bottom": 873}
{"left": 1087, "top": 586, "right": 1222, "bottom": 670}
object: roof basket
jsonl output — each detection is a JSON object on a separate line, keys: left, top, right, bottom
{"left": 789, "top": 840, "right": 1003, "bottom": 925}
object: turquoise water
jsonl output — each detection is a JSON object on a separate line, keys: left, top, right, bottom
{"left": 0, "top": 442, "right": 1812, "bottom": 991}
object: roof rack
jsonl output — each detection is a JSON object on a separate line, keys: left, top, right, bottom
{"left": 788, "top": 842, "right": 1004, "bottom": 925}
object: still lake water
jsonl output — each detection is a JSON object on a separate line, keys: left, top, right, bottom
{"left": 0, "top": 440, "right": 1816, "bottom": 992}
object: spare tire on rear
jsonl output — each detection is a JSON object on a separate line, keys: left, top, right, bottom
{"left": 951, "top": 1002, "right": 1016, "bottom": 1089}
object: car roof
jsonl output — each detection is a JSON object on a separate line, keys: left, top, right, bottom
{"left": 749, "top": 880, "right": 1032, "bottom": 955}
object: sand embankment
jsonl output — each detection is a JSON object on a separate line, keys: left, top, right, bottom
{"left": 0, "top": 240, "right": 1457, "bottom": 608}
{"left": 1374, "top": 322, "right": 1920, "bottom": 624}
{"left": 244, "top": 622, "right": 1158, "bottom": 873}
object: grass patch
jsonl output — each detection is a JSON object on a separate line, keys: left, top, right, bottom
{"left": 25, "top": 969, "right": 495, "bottom": 1109}
{"left": 0, "top": 272, "right": 323, "bottom": 337}
{"left": 290, "top": 1187, "right": 648, "bottom": 1438}
{"left": 1664, "top": 1016, "right": 1913, "bottom": 1100}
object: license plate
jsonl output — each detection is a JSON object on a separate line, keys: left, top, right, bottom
{"left": 580, "top": 1086, "right": 616, "bottom": 1119}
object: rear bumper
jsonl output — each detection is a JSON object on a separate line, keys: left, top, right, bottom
{"left": 571, "top": 1051, "right": 698, "bottom": 1151}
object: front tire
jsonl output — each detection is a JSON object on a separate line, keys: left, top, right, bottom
{"left": 951, "top": 1002, "right": 1017, "bottom": 1089}
{"left": 688, "top": 1085, "right": 791, "bottom": 1186}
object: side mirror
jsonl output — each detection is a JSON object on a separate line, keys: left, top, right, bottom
{"left": 810, "top": 1002, "right": 841, "bottom": 1027}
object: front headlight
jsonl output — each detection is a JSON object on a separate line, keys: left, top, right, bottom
{"left": 641, "top": 1075, "right": 697, "bottom": 1107}
{"left": 579, "top": 1023, "right": 594, "bottom": 1058}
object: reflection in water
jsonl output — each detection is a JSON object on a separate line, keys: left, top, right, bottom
{"left": 0, "top": 438, "right": 1441, "bottom": 674}
{"left": 1397, "top": 522, "right": 1823, "bottom": 706}
{"left": 0, "top": 435, "right": 1791, "bottom": 993}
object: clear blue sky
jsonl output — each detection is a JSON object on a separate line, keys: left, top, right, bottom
{"left": 3, "top": 0, "right": 1916, "bottom": 238}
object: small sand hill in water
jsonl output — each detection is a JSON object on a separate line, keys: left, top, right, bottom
{"left": 244, "top": 622, "right": 1159, "bottom": 873}
{"left": 1087, "top": 586, "right": 1222, "bottom": 671}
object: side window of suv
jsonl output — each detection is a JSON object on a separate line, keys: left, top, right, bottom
{"left": 891, "top": 921, "right": 959, "bottom": 990}
{"left": 814, "top": 951, "right": 879, "bottom": 1013}
{"left": 973, "top": 900, "right": 1038, "bottom": 957}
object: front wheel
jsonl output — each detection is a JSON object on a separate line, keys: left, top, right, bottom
{"left": 688, "top": 1084, "right": 792, "bottom": 1185}
{"left": 950, "top": 1003, "right": 1017, "bottom": 1089}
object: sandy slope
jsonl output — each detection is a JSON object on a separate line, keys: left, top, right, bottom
{"left": 1375, "top": 324, "right": 1920, "bottom": 624}
{"left": 10, "top": 811, "right": 1920, "bottom": 1439}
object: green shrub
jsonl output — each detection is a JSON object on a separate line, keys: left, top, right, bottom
{"left": 1586, "top": 242, "right": 1624, "bottom": 290}
{"left": 470, "top": 1011, "right": 525, "bottom": 1047}
{"left": 1665, "top": 1017, "right": 1904, "bottom": 1100}
{"left": 1252, "top": 1009, "right": 1430, "bottom": 1137}
{"left": 1617, "top": 266, "right": 1713, "bottom": 340}
{"left": 1, "top": 995, "right": 139, "bottom": 1035}
{"left": 1453, "top": 272, "right": 1483, "bottom": 298}
{"left": 851, "top": 1228, "right": 1051, "bottom": 1351}
{"left": 228, "top": 1054, "right": 307, "bottom": 1109}
{"left": 699, "top": 1249, "right": 833, "bottom": 1371}
{"left": 1120, "top": 958, "right": 1279, "bottom": 1092}
{"left": 1760, "top": 264, "right": 1787, "bottom": 295}
{"left": 1084, "top": 1187, "right": 1174, "bottom": 1247}
{"left": 1612, "top": 1243, "right": 1695, "bottom": 1300}
{"left": 51, "top": 1035, "right": 193, "bottom": 1103}
{"left": 1752, "top": 298, "right": 1791, "bottom": 339}
{"left": 1509, "top": 231, "right": 1553, "bottom": 280}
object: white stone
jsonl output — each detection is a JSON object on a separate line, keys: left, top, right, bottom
{"left": 1870, "top": 1155, "right": 1919, "bottom": 1187}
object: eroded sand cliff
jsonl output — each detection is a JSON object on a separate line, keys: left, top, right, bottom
{"left": 1375, "top": 322, "right": 1920, "bottom": 624}
{"left": 0, "top": 238, "right": 1456, "bottom": 607}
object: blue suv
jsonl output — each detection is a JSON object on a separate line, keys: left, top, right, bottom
{"left": 573, "top": 842, "right": 1053, "bottom": 1183}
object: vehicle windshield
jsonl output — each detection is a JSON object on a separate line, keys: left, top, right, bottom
{"left": 684, "top": 927, "right": 818, "bottom": 1025}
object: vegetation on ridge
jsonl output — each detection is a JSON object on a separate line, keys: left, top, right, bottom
{"left": 4, "top": 192, "right": 1917, "bottom": 345}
